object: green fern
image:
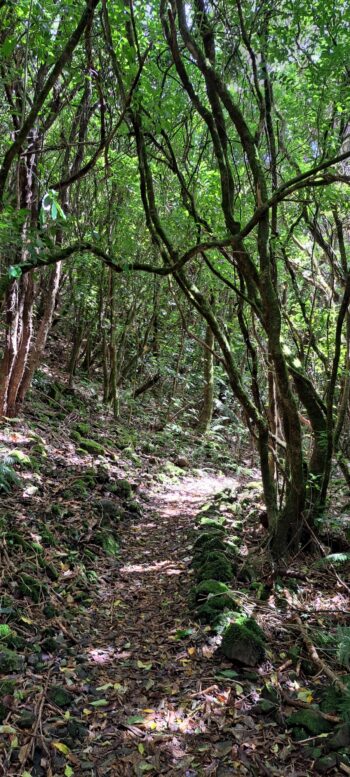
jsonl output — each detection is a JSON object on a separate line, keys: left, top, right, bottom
{"left": 0, "top": 455, "right": 20, "bottom": 493}
{"left": 319, "top": 553, "right": 350, "bottom": 566}
{"left": 337, "top": 627, "right": 350, "bottom": 670}
{"left": 337, "top": 689, "right": 350, "bottom": 722}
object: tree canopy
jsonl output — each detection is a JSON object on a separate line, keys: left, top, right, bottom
{"left": 1, "top": 0, "right": 350, "bottom": 555}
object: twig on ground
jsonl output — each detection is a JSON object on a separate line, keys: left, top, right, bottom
{"left": 294, "top": 614, "right": 348, "bottom": 693}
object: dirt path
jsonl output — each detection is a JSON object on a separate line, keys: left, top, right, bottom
{"left": 81, "top": 473, "right": 245, "bottom": 777}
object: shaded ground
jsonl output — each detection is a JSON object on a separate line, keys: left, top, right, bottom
{"left": 1, "top": 381, "right": 350, "bottom": 776}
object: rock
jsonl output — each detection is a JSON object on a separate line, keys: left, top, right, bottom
{"left": 193, "top": 536, "right": 228, "bottom": 558}
{"left": 193, "top": 529, "right": 226, "bottom": 551}
{"left": 67, "top": 720, "right": 88, "bottom": 741}
{"left": 328, "top": 722, "right": 350, "bottom": 750}
{"left": 315, "top": 754, "right": 338, "bottom": 773}
{"left": 18, "top": 573, "right": 45, "bottom": 603}
{"left": 193, "top": 549, "right": 231, "bottom": 568}
{"left": 126, "top": 500, "right": 142, "bottom": 515}
{"left": 95, "top": 499, "right": 121, "bottom": 520}
{"left": 194, "top": 579, "right": 230, "bottom": 600}
{"left": 221, "top": 616, "right": 266, "bottom": 666}
{"left": 174, "top": 455, "right": 190, "bottom": 468}
{"left": 43, "top": 604, "right": 57, "bottom": 619}
{"left": 261, "top": 683, "right": 279, "bottom": 704}
{"left": 0, "top": 648, "right": 24, "bottom": 673}
{"left": 255, "top": 699, "right": 277, "bottom": 714}
{"left": 0, "top": 678, "right": 17, "bottom": 697}
{"left": 194, "top": 579, "right": 238, "bottom": 625}
{"left": 74, "top": 422, "right": 90, "bottom": 436}
{"left": 196, "top": 596, "right": 238, "bottom": 625}
{"left": 196, "top": 555, "right": 234, "bottom": 583}
{"left": 304, "top": 746, "right": 323, "bottom": 759}
{"left": 287, "top": 709, "right": 333, "bottom": 736}
{"left": 113, "top": 479, "right": 133, "bottom": 498}
{"left": 78, "top": 438, "right": 105, "bottom": 455}
{"left": 197, "top": 517, "right": 226, "bottom": 530}
{"left": 17, "top": 709, "right": 35, "bottom": 728}
{"left": 48, "top": 686, "right": 74, "bottom": 709}
{"left": 99, "top": 532, "right": 119, "bottom": 557}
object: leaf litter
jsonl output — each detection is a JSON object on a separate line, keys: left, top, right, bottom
{"left": 0, "top": 382, "right": 350, "bottom": 775}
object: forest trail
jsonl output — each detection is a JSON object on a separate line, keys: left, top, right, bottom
{"left": 81, "top": 473, "right": 242, "bottom": 776}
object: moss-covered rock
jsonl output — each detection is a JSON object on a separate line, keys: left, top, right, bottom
{"left": 314, "top": 754, "right": 338, "bottom": 773}
{"left": 48, "top": 686, "right": 74, "bottom": 709}
{"left": 74, "top": 422, "right": 90, "bottom": 436}
{"left": 0, "top": 678, "right": 17, "bottom": 697}
{"left": 193, "top": 525, "right": 225, "bottom": 550}
{"left": 113, "top": 479, "right": 133, "bottom": 498}
{"left": 78, "top": 438, "right": 105, "bottom": 456}
{"left": 0, "top": 647, "right": 24, "bottom": 673}
{"left": 196, "top": 517, "right": 226, "bottom": 531}
{"left": 194, "top": 549, "right": 234, "bottom": 569}
{"left": 328, "top": 723, "right": 350, "bottom": 750}
{"left": 196, "top": 554, "right": 234, "bottom": 583}
{"left": 126, "top": 499, "right": 142, "bottom": 515}
{"left": 18, "top": 573, "right": 46, "bottom": 603}
{"left": 287, "top": 709, "right": 333, "bottom": 736}
{"left": 95, "top": 499, "right": 122, "bottom": 520}
{"left": 70, "top": 430, "right": 82, "bottom": 443}
{"left": 194, "top": 579, "right": 230, "bottom": 600}
{"left": 17, "top": 709, "right": 36, "bottom": 729}
{"left": 196, "top": 592, "right": 239, "bottom": 625}
{"left": 193, "top": 531, "right": 227, "bottom": 553}
{"left": 99, "top": 532, "right": 119, "bottom": 557}
{"left": 221, "top": 615, "right": 266, "bottom": 666}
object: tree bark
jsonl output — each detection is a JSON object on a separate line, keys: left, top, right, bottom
{"left": 197, "top": 323, "right": 214, "bottom": 433}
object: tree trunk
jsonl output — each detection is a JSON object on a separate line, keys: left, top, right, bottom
{"left": 197, "top": 323, "right": 214, "bottom": 433}
{"left": 16, "top": 263, "right": 61, "bottom": 407}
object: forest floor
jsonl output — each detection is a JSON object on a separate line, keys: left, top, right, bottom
{"left": 1, "top": 372, "right": 350, "bottom": 776}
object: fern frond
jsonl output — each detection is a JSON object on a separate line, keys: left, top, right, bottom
{"left": 337, "top": 627, "right": 350, "bottom": 670}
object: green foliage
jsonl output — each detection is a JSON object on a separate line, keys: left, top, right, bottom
{"left": 0, "top": 624, "right": 12, "bottom": 641}
{"left": 337, "top": 628, "right": 350, "bottom": 670}
{"left": 0, "top": 455, "right": 21, "bottom": 493}
{"left": 319, "top": 553, "right": 350, "bottom": 567}
{"left": 287, "top": 709, "right": 333, "bottom": 736}
{"left": 77, "top": 438, "right": 105, "bottom": 456}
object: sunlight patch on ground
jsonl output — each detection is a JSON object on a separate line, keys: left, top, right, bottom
{"left": 120, "top": 559, "right": 184, "bottom": 575}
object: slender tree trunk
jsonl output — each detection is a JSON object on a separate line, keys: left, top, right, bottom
{"left": 6, "top": 273, "right": 35, "bottom": 416}
{"left": 0, "top": 282, "right": 20, "bottom": 415}
{"left": 197, "top": 323, "right": 214, "bottom": 433}
{"left": 16, "top": 263, "right": 61, "bottom": 406}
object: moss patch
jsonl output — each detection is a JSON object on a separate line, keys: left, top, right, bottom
{"left": 196, "top": 555, "right": 233, "bottom": 583}
{"left": 287, "top": 709, "right": 333, "bottom": 736}
{"left": 78, "top": 438, "right": 105, "bottom": 455}
{"left": 221, "top": 615, "right": 266, "bottom": 666}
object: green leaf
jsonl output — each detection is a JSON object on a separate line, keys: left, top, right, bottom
{"left": 174, "top": 628, "right": 193, "bottom": 640}
{"left": 90, "top": 699, "right": 108, "bottom": 707}
{"left": 127, "top": 715, "right": 144, "bottom": 724}
{"left": 137, "top": 660, "right": 152, "bottom": 670}
{"left": 42, "top": 193, "right": 51, "bottom": 211}
{"left": 8, "top": 265, "right": 22, "bottom": 279}
{"left": 0, "top": 725, "right": 17, "bottom": 734}
{"left": 215, "top": 669, "right": 238, "bottom": 679}
{"left": 53, "top": 741, "right": 70, "bottom": 755}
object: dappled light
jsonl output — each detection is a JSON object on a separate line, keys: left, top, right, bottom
{"left": 1, "top": 0, "right": 350, "bottom": 774}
